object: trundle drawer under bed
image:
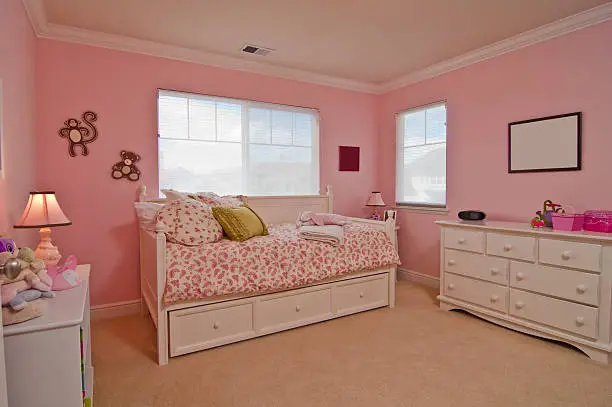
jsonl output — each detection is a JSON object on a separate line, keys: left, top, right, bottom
{"left": 168, "top": 273, "right": 390, "bottom": 357}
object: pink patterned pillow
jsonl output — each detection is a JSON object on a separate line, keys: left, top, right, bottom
{"left": 154, "top": 199, "right": 223, "bottom": 245}
{"left": 189, "top": 192, "right": 245, "bottom": 207}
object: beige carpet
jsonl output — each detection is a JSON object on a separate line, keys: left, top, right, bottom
{"left": 92, "top": 281, "right": 612, "bottom": 407}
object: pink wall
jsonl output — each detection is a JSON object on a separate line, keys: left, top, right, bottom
{"left": 379, "top": 21, "right": 612, "bottom": 278}
{"left": 36, "top": 40, "right": 379, "bottom": 306}
{"left": 0, "top": 0, "right": 37, "bottom": 246}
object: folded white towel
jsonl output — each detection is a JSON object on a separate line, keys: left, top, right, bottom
{"left": 298, "top": 225, "right": 344, "bottom": 246}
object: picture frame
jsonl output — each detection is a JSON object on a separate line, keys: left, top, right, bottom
{"left": 508, "top": 112, "right": 581, "bottom": 173}
{"left": 384, "top": 209, "right": 397, "bottom": 222}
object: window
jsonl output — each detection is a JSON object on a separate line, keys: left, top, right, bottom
{"left": 158, "top": 90, "right": 319, "bottom": 196}
{"left": 396, "top": 102, "right": 447, "bottom": 207}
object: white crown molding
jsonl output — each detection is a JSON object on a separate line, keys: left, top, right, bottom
{"left": 21, "top": 0, "right": 612, "bottom": 95}
{"left": 380, "top": 2, "right": 612, "bottom": 93}
{"left": 21, "top": 0, "right": 47, "bottom": 35}
{"left": 40, "top": 23, "right": 380, "bottom": 94}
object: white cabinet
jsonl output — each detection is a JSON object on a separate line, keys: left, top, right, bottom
{"left": 437, "top": 221, "right": 612, "bottom": 363}
{"left": 3, "top": 265, "right": 92, "bottom": 406}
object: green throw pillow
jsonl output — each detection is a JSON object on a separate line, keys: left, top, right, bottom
{"left": 212, "top": 204, "right": 269, "bottom": 242}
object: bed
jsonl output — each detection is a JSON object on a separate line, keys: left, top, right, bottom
{"left": 138, "top": 185, "right": 399, "bottom": 365}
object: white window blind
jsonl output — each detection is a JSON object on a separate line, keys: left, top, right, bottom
{"left": 396, "top": 102, "right": 447, "bottom": 207}
{"left": 158, "top": 90, "right": 319, "bottom": 196}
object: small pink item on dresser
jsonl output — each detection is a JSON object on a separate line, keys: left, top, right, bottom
{"left": 551, "top": 213, "right": 584, "bottom": 232}
{"left": 583, "top": 210, "right": 612, "bottom": 233}
{"left": 46, "top": 255, "right": 81, "bottom": 290}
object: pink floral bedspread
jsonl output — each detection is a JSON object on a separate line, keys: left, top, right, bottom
{"left": 164, "top": 223, "right": 400, "bottom": 305}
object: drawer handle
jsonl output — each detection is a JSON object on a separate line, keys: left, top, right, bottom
{"left": 575, "top": 316, "right": 585, "bottom": 326}
{"left": 516, "top": 272, "right": 526, "bottom": 281}
{"left": 503, "top": 244, "right": 513, "bottom": 252}
{"left": 448, "top": 259, "right": 456, "bottom": 266}
{"left": 490, "top": 294, "right": 499, "bottom": 303}
{"left": 359, "top": 292, "right": 365, "bottom": 298}
{"left": 295, "top": 305, "right": 301, "bottom": 312}
{"left": 576, "top": 284, "right": 587, "bottom": 294}
{"left": 458, "top": 238, "right": 466, "bottom": 244}
{"left": 213, "top": 322, "right": 220, "bottom": 330}
{"left": 447, "top": 283, "right": 455, "bottom": 290}
{"left": 515, "top": 301, "right": 525, "bottom": 310}
{"left": 562, "top": 251, "right": 572, "bottom": 260}
{"left": 490, "top": 268, "right": 500, "bottom": 276}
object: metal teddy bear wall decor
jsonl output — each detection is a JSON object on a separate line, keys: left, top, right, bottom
{"left": 111, "top": 151, "right": 141, "bottom": 181}
{"left": 58, "top": 111, "right": 99, "bottom": 157}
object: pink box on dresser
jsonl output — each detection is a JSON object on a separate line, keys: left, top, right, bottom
{"left": 551, "top": 213, "right": 584, "bottom": 231}
{"left": 584, "top": 210, "right": 612, "bottom": 233}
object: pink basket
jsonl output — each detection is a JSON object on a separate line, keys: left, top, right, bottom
{"left": 551, "top": 213, "right": 584, "bottom": 231}
{"left": 584, "top": 210, "right": 612, "bottom": 233}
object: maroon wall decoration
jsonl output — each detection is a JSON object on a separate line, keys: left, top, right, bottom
{"left": 338, "top": 146, "right": 360, "bottom": 171}
{"left": 58, "top": 111, "right": 98, "bottom": 157}
{"left": 111, "top": 151, "right": 141, "bottom": 181}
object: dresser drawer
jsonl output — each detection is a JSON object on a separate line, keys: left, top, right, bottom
{"left": 169, "top": 303, "right": 254, "bottom": 356}
{"left": 444, "top": 228, "right": 485, "bottom": 253}
{"left": 539, "top": 239, "right": 601, "bottom": 272}
{"left": 510, "top": 262, "right": 599, "bottom": 306}
{"left": 509, "top": 289, "right": 598, "bottom": 339}
{"left": 332, "top": 275, "right": 388, "bottom": 315}
{"left": 444, "top": 273, "right": 507, "bottom": 313}
{"left": 255, "top": 288, "right": 332, "bottom": 333}
{"left": 486, "top": 233, "right": 535, "bottom": 262}
{"left": 444, "top": 249, "right": 508, "bottom": 285}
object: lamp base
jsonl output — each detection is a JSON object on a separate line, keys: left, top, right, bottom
{"left": 34, "top": 227, "right": 61, "bottom": 265}
{"left": 368, "top": 208, "right": 383, "bottom": 221}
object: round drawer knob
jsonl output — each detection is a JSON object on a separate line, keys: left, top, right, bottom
{"left": 359, "top": 292, "right": 365, "bottom": 298}
{"left": 516, "top": 272, "right": 526, "bottom": 281}
{"left": 576, "top": 284, "right": 587, "bottom": 294}
{"left": 458, "top": 238, "right": 466, "bottom": 244}
{"left": 562, "top": 251, "right": 572, "bottom": 260}
{"left": 213, "top": 322, "right": 220, "bottom": 330}
{"left": 490, "top": 268, "right": 500, "bottom": 276}
{"left": 515, "top": 301, "right": 525, "bottom": 310}
{"left": 295, "top": 305, "right": 301, "bottom": 312}
{"left": 447, "top": 283, "right": 455, "bottom": 290}
{"left": 490, "top": 295, "right": 499, "bottom": 303}
{"left": 448, "top": 259, "right": 456, "bottom": 266}
{"left": 575, "top": 316, "right": 585, "bottom": 326}
{"left": 503, "top": 244, "right": 513, "bottom": 252}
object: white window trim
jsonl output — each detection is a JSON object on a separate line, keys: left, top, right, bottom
{"left": 395, "top": 100, "right": 447, "bottom": 210}
{"left": 157, "top": 89, "right": 320, "bottom": 196}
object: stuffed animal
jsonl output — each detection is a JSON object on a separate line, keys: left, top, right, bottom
{"left": 1, "top": 248, "right": 55, "bottom": 312}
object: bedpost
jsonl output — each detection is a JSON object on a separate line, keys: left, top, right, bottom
{"left": 384, "top": 215, "right": 397, "bottom": 308}
{"left": 155, "top": 222, "right": 169, "bottom": 365}
{"left": 137, "top": 184, "right": 147, "bottom": 202}
{"left": 326, "top": 185, "right": 333, "bottom": 214}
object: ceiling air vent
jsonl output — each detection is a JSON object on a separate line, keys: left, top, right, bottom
{"left": 241, "top": 44, "right": 274, "bottom": 56}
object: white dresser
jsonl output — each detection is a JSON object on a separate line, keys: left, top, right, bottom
{"left": 436, "top": 220, "right": 612, "bottom": 363}
{"left": 3, "top": 265, "right": 93, "bottom": 406}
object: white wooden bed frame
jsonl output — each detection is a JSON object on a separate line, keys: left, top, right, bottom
{"left": 138, "top": 185, "right": 397, "bottom": 365}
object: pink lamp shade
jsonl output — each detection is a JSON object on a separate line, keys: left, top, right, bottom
{"left": 14, "top": 191, "right": 71, "bottom": 228}
{"left": 366, "top": 192, "right": 385, "bottom": 207}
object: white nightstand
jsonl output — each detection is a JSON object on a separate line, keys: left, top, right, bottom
{"left": 3, "top": 264, "right": 92, "bottom": 406}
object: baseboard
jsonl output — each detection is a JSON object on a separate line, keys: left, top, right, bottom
{"left": 397, "top": 268, "right": 440, "bottom": 289}
{"left": 91, "top": 299, "right": 142, "bottom": 321}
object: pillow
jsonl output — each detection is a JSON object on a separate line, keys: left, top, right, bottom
{"left": 161, "top": 189, "right": 190, "bottom": 201}
{"left": 154, "top": 199, "right": 223, "bottom": 245}
{"left": 212, "top": 205, "right": 268, "bottom": 242}
{"left": 134, "top": 202, "right": 164, "bottom": 230}
{"left": 190, "top": 192, "right": 245, "bottom": 207}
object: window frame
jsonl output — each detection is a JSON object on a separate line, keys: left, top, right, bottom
{"left": 395, "top": 101, "right": 447, "bottom": 209}
{"left": 157, "top": 89, "right": 320, "bottom": 196}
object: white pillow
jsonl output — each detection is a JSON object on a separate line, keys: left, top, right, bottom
{"left": 161, "top": 189, "right": 190, "bottom": 201}
{"left": 134, "top": 202, "right": 164, "bottom": 230}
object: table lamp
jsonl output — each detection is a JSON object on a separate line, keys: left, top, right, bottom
{"left": 13, "top": 191, "right": 72, "bottom": 265}
{"left": 366, "top": 191, "right": 386, "bottom": 220}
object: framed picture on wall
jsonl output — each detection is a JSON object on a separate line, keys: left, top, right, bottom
{"left": 508, "top": 112, "right": 581, "bottom": 173}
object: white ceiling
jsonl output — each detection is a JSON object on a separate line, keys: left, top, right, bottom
{"left": 38, "top": 0, "right": 612, "bottom": 88}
